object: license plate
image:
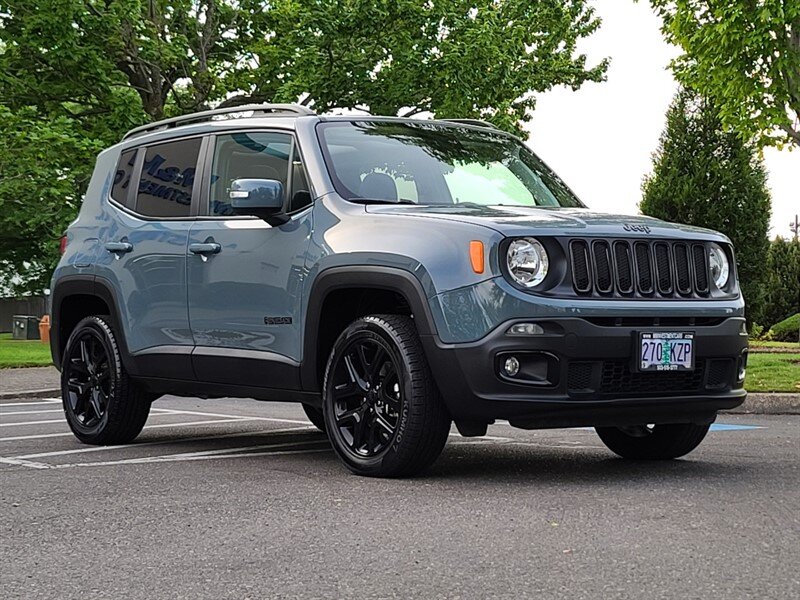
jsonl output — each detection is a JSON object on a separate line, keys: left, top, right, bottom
{"left": 639, "top": 332, "right": 694, "bottom": 372}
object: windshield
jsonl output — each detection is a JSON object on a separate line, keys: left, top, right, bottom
{"left": 316, "top": 120, "right": 584, "bottom": 208}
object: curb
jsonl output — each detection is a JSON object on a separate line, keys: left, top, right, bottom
{"left": 723, "top": 393, "right": 800, "bottom": 415}
{"left": 0, "top": 388, "right": 60, "bottom": 400}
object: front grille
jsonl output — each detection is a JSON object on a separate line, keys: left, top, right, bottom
{"left": 706, "top": 359, "right": 733, "bottom": 389}
{"left": 568, "top": 239, "right": 713, "bottom": 299}
{"left": 599, "top": 361, "right": 706, "bottom": 396}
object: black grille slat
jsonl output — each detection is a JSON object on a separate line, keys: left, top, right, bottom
{"left": 673, "top": 243, "right": 691, "bottom": 295}
{"left": 592, "top": 241, "right": 613, "bottom": 293}
{"left": 570, "top": 240, "right": 592, "bottom": 293}
{"left": 613, "top": 242, "right": 633, "bottom": 294}
{"left": 633, "top": 242, "right": 654, "bottom": 294}
{"left": 692, "top": 244, "right": 709, "bottom": 294}
{"left": 568, "top": 239, "right": 719, "bottom": 299}
{"left": 654, "top": 242, "right": 673, "bottom": 295}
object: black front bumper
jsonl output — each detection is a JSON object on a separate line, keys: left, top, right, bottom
{"left": 421, "top": 316, "right": 748, "bottom": 429}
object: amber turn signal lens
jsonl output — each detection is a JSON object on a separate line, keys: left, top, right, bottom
{"left": 469, "top": 240, "right": 484, "bottom": 274}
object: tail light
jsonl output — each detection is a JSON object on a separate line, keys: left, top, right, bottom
{"left": 59, "top": 235, "right": 68, "bottom": 255}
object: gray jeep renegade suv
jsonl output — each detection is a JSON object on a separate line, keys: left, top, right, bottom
{"left": 50, "top": 104, "right": 748, "bottom": 476}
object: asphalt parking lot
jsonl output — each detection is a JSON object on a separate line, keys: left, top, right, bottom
{"left": 1, "top": 395, "right": 798, "bottom": 599}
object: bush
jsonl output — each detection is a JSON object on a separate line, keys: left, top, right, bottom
{"left": 769, "top": 314, "right": 800, "bottom": 343}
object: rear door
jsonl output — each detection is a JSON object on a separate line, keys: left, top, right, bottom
{"left": 95, "top": 136, "right": 205, "bottom": 380}
{"left": 186, "top": 130, "right": 314, "bottom": 389}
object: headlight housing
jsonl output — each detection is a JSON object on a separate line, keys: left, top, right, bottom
{"left": 708, "top": 243, "right": 730, "bottom": 289}
{"left": 506, "top": 238, "right": 549, "bottom": 288}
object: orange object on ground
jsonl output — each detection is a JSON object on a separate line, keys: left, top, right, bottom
{"left": 39, "top": 315, "right": 51, "bottom": 344}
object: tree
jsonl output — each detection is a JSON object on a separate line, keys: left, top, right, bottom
{"left": 641, "top": 90, "right": 772, "bottom": 324}
{"left": 0, "top": 0, "right": 608, "bottom": 295}
{"left": 762, "top": 237, "right": 800, "bottom": 329}
{"left": 650, "top": 0, "right": 800, "bottom": 148}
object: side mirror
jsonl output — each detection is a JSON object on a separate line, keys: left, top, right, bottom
{"left": 229, "top": 178, "right": 289, "bottom": 225}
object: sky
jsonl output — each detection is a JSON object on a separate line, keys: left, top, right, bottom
{"left": 525, "top": 0, "right": 798, "bottom": 240}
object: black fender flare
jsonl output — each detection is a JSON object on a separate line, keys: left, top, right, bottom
{"left": 50, "top": 275, "right": 134, "bottom": 374}
{"left": 300, "top": 266, "right": 439, "bottom": 391}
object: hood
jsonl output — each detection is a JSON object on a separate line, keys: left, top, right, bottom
{"left": 364, "top": 205, "right": 726, "bottom": 241}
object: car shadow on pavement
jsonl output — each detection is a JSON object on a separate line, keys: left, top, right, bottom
{"left": 426, "top": 442, "right": 752, "bottom": 485}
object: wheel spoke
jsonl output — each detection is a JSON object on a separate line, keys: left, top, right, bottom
{"left": 367, "top": 346, "right": 386, "bottom": 383}
{"left": 332, "top": 381, "right": 360, "bottom": 401}
{"left": 343, "top": 354, "right": 369, "bottom": 392}
{"left": 79, "top": 339, "right": 92, "bottom": 374}
{"left": 335, "top": 406, "right": 361, "bottom": 426}
{"left": 89, "top": 389, "right": 104, "bottom": 420}
{"left": 351, "top": 408, "right": 369, "bottom": 449}
{"left": 374, "top": 413, "right": 395, "bottom": 435}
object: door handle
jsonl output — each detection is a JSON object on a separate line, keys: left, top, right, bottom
{"left": 105, "top": 241, "right": 133, "bottom": 258}
{"left": 189, "top": 242, "right": 221, "bottom": 259}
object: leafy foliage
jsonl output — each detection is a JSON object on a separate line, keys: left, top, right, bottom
{"left": 762, "top": 237, "right": 800, "bottom": 329}
{"left": 641, "top": 90, "right": 772, "bottom": 324}
{"left": 650, "top": 0, "right": 800, "bottom": 148}
{"left": 0, "top": 0, "right": 607, "bottom": 295}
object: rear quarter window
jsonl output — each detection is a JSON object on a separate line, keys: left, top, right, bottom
{"left": 111, "top": 149, "right": 138, "bottom": 207}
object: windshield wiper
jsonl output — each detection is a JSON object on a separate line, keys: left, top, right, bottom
{"left": 349, "top": 197, "right": 418, "bottom": 205}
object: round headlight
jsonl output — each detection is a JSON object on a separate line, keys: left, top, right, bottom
{"left": 708, "top": 244, "right": 730, "bottom": 289}
{"left": 507, "top": 238, "right": 549, "bottom": 288}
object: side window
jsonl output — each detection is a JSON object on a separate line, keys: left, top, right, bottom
{"left": 208, "top": 132, "right": 292, "bottom": 217}
{"left": 288, "top": 147, "right": 313, "bottom": 213}
{"left": 111, "top": 148, "right": 137, "bottom": 207}
{"left": 136, "top": 138, "right": 201, "bottom": 218}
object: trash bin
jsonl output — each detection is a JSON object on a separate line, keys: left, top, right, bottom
{"left": 12, "top": 315, "right": 40, "bottom": 340}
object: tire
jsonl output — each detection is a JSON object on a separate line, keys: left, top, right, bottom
{"left": 302, "top": 404, "right": 326, "bottom": 433}
{"left": 595, "top": 423, "right": 711, "bottom": 460}
{"left": 61, "top": 316, "right": 151, "bottom": 445}
{"left": 322, "top": 314, "right": 451, "bottom": 477}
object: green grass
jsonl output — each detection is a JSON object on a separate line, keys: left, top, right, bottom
{"left": 749, "top": 340, "right": 800, "bottom": 349}
{"left": 0, "top": 333, "right": 53, "bottom": 368}
{"left": 746, "top": 352, "right": 800, "bottom": 393}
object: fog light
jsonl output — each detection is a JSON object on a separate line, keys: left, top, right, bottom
{"left": 507, "top": 322, "right": 544, "bottom": 336}
{"left": 504, "top": 356, "right": 520, "bottom": 377}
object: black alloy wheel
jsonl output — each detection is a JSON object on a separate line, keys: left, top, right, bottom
{"left": 61, "top": 316, "right": 151, "bottom": 445}
{"left": 65, "top": 328, "right": 111, "bottom": 429}
{"left": 329, "top": 335, "right": 402, "bottom": 458}
{"left": 323, "top": 315, "right": 451, "bottom": 477}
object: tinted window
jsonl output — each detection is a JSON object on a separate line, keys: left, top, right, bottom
{"left": 317, "top": 121, "right": 584, "bottom": 208}
{"left": 208, "top": 132, "right": 292, "bottom": 216}
{"left": 136, "top": 138, "right": 201, "bottom": 218}
{"left": 111, "top": 149, "right": 137, "bottom": 206}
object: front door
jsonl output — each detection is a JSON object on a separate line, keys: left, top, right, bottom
{"left": 187, "top": 131, "right": 313, "bottom": 389}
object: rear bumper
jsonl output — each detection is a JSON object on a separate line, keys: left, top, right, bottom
{"left": 421, "top": 316, "right": 748, "bottom": 428}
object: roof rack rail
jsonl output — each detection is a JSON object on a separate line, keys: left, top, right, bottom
{"left": 440, "top": 118, "right": 499, "bottom": 129}
{"left": 122, "top": 103, "right": 316, "bottom": 140}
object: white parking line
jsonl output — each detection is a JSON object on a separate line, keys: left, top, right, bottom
{"left": 0, "top": 408, "right": 63, "bottom": 415}
{"left": 56, "top": 447, "right": 330, "bottom": 469}
{"left": 0, "top": 417, "right": 256, "bottom": 442}
{"left": 0, "top": 419, "right": 67, "bottom": 427}
{"left": 151, "top": 407, "right": 311, "bottom": 425}
{"left": 0, "top": 399, "right": 61, "bottom": 407}
{"left": 12, "top": 425, "right": 317, "bottom": 460}
{"left": 0, "top": 438, "right": 330, "bottom": 470}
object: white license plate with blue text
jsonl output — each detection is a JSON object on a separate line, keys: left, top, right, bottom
{"left": 639, "top": 332, "right": 694, "bottom": 372}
